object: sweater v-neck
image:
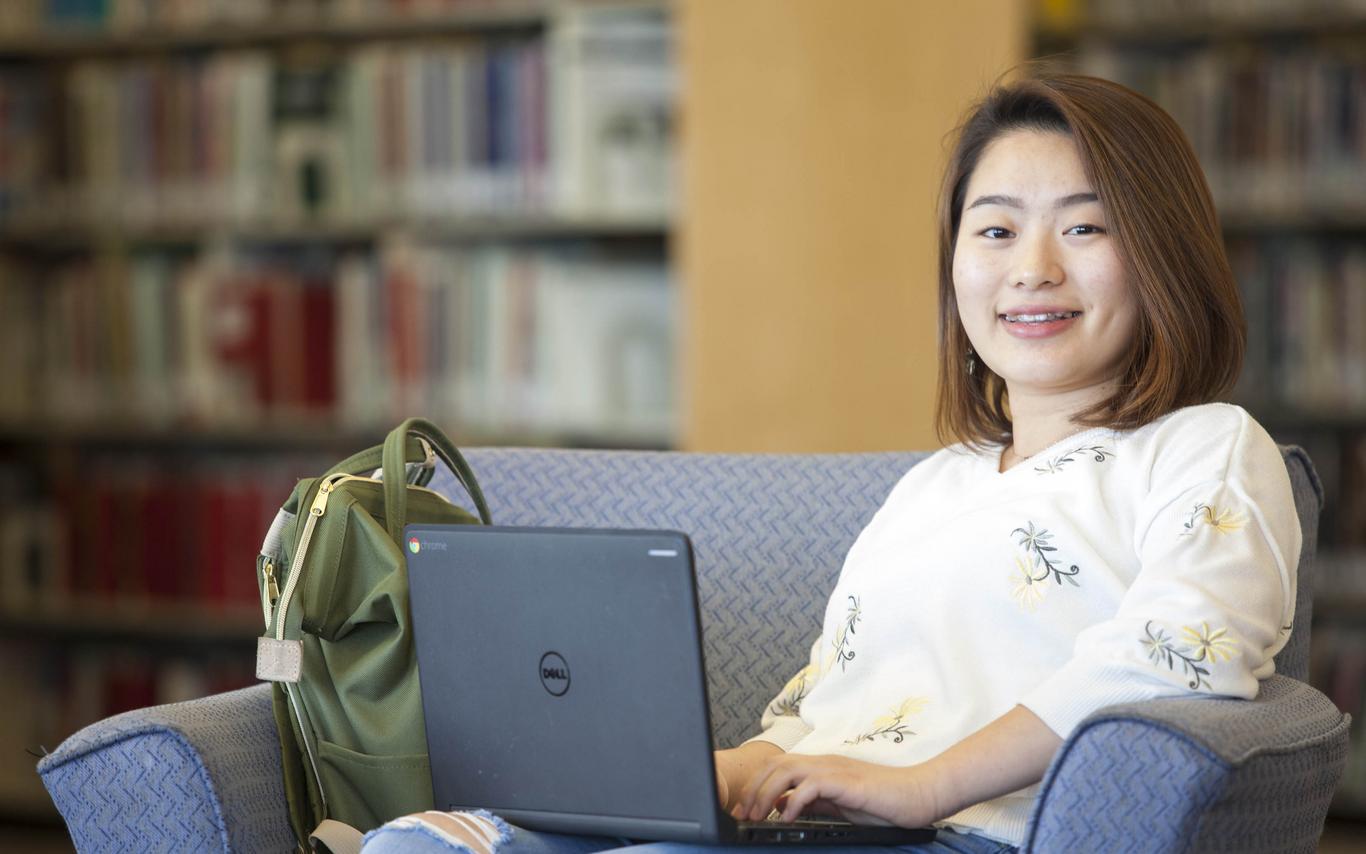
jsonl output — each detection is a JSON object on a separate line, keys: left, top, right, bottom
{"left": 990, "top": 427, "right": 1115, "bottom": 476}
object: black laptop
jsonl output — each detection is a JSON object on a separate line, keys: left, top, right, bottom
{"left": 405, "top": 524, "right": 936, "bottom": 846}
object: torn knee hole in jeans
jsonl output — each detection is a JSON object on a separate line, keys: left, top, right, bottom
{"left": 375, "top": 809, "right": 514, "bottom": 854}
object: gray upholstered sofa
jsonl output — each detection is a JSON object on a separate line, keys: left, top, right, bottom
{"left": 38, "top": 447, "right": 1351, "bottom": 852}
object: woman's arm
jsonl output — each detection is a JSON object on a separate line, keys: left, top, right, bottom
{"left": 732, "top": 704, "right": 1062, "bottom": 827}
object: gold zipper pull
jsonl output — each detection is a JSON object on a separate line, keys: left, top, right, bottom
{"left": 263, "top": 560, "right": 280, "bottom": 604}
{"left": 261, "top": 559, "right": 280, "bottom": 629}
{"left": 310, "top": 476, "right": 341, "bottom": 516}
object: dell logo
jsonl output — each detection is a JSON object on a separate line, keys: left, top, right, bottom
{"left": 539, "top": 652, "right": 570, "bottom": 697}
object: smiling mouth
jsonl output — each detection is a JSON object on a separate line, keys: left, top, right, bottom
{"left": 999, "top": 311, "right": 1083, "bottom": 324}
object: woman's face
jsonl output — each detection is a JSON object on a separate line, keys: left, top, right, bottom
{"left": 952, "top": 129, "right": 1138, "bottom": 404}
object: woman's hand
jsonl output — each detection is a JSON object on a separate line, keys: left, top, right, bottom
{"left": 731, "top": 753, "right": 940, "bottom": 829}
{"left": 729, "top": 706, "right": 1062, "bottom": 829}
{"left": 714, "top": 741, "right": 785, "bottom": 811}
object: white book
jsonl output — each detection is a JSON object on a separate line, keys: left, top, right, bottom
{"left": 336, "top": 254, "right": 380, "bottom": 427}
{"left": 547, "top": 4, "right": 677, "bottom": 219}
{"left": 536, "top": 256, "right": 675, "bottom": 440}
{"left": 129, "top": 255, "right": 174, "bottom": 423}
{"left": 229, "top": 53, "right": 274, "bottom": 224}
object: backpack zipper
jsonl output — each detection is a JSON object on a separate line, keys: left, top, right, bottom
{"left": 274, "top": 473, "right": 350, "bottom": 641}
{"left": 273, "top": 474, "right": 451, "bottom": 640}
{"left": 260, "top": 560, "right": 279, "bottom": 628}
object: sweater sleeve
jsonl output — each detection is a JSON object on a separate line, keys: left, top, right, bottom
{"left": 744, "top": 634, "right": 824, "bottom": 751}
{"left": 1020, "top": 414, "right": 1302, "bottom": 739}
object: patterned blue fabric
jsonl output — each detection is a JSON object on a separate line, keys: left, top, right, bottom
{"left": 1023, "top": 675, "right": 1350, "bottom": 853}
{"left": 36, "top": 447, "right": 1343, "bottom": 853}
{"left": 37, "top": 684, "right": 294, "bottom": 854}
{"left": 1277, "top": 446, "right": 1321, "bottom": 682}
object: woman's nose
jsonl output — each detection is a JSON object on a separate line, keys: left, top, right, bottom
{"left": 1012, "top": 234, "right": 1064, "bottom": 289}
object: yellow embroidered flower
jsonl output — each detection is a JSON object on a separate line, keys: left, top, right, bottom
{"left": 846, "top": 697, "right": 930, "bottom": 745}
{"left": 1181, "top": 622, "right": 1237, "bottom": 663}
{"left": 1183, "top": 503, "right": 1247, "bottom": 536}
{"left": 769, "top": 664, "right": 817, "bottom": 716}
{"left": 784, "top": 663, "right": 816, "bottom": 692}
{"left": 1202, "top": 506, "right": 1247, "bottom": 535}
{"left": 1010, "top": 555, "right": 1046, "bottom": 611}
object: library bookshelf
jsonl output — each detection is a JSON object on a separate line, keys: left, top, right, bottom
{"left": 0, "top": 0, "right": 677, "bottom": 824}
{"left": 1034, "top": 0, "right": 1366, "bottom": 818}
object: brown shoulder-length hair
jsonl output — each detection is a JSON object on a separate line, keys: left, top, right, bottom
{"left": 934, "top": 71, "right": 1244, "bottom": 450}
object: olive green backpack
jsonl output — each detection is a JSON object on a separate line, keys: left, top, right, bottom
{"left": 254, "top": 418, "right": 491, "bottom": 853}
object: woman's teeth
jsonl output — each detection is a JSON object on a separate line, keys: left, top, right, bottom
{"left": 1002, "top": 311, "right": 1082, "bottom": 323}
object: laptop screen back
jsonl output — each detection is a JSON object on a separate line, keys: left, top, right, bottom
{"left": 407, "top": 525, "right": 722, "bottom": 840}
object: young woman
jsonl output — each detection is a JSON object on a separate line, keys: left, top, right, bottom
{"left": 364, "top": 72, "right": 1301, "bottom": 854}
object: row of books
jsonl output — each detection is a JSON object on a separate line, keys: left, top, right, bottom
{"left": 1079, "top": 44, "right": 1366, "bottom": 217}
{"left": 1, "top": 0, "right": 542, "bottom": 36}
{"left": 1072, "top": 0, "right": 1366, "bottom": 29}
{"left": 1228, "top": 239, "right": 1366, "bottom": 415}
{"left": 60, "top": 41, "right": 554, "bottom": 223}
{"left": 0, "top": 456, "right": 303, "bottom": 608}
{"left": 0, "top": 72, "right": 47, "bottom": 218}
{"left": 0, "top": 242, "right": 676, "bottom": 442}
{"left": 1, "top": 644, "right": 254, "bottom": 759}
{"left": 2, "top": 2, "right": 674, "bottom": 226}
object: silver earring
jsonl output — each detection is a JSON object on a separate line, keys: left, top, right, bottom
{"left": 966, "top": 349, "right": 977, "bottom": 376}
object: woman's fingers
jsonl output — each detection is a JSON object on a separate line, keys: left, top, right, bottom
{"left": 780, "top": 779, "right": 823, "bottom": 822}
{"left": 736, "top": 755, "right": 849, "bottom": 822}
{"left": 744, "top": 758, "right": 799, "bottom": 820}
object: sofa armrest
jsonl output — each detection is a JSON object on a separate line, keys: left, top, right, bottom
{"left": 1023, "top": 674, "right": 1351, "bottom": 854}
{"left": 37, "top": 683, "right": 294, "bottom": 854}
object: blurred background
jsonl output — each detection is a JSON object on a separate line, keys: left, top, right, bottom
{"left": 0, "top": 0, "right": 1361, "bottom": 849}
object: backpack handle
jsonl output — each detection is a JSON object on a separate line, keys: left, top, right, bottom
{"left": 323, "top": 436, "right": 429, "bottom": 480}
{"left": 381, "top": 418, "right": 493, "bottom": 542}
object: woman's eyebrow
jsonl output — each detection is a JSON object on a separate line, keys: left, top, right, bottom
{"left": 966, "top": 192, "right": 1099, "bottom": 211}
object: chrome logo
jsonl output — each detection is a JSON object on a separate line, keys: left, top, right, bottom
{"left": 407, "top": 536, "right": 420, "bottom": 554}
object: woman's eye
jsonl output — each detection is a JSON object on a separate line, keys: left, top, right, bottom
{"left": 980, "top": 227, "right": 1013, "bottom": 239}
{"left": 1066, "top": 224, "right": 1106, "bottom": 236}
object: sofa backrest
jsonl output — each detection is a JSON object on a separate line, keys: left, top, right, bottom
{"left": 443, "top": 446, "right": 1320, "bottom": 747}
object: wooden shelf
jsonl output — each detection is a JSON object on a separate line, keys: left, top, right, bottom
{"left": 0, "top": 599, "right": 263, "bottom": 647}
{"left": 0, "top": 214, "right": 673, "bottom": 250}
{"left": 1036, "top": 12, "right": 1366, "bottom": 48}
{"left": 0, "top": 3, "right": 554, "bottom": 59}
{"left": 0, "top": 418, "right": 672, "bottom": 451}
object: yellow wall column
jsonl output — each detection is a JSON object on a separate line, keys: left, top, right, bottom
{"left": 678, "top": 0, "right": 1026, "bottom": 452}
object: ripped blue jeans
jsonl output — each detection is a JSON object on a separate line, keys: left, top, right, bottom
{"left": 359, "top": 810, "right": 1017, "bottom": 854}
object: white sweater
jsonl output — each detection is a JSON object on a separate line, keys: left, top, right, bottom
{"left": 748, "top": 403, "right": 1302, "bottom": 845}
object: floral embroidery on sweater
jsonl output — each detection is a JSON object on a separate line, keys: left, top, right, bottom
{"left": 1008, "top": 523, "right": 1081, "bottom": 611}
{"left": 1033, "top": 444, "right": 1114, "bottom": 475}
{"left": 1010, "top": 554, "right": 1047, "bottom": 611}
{"left": 844, "top": 697, "right": 928, "bottom": 745}
{"left": 829, "top": 595, "right": 862, "bottom": 672}
{"left": 768, "top": 664, "right": 817, "bottom": 718}
{"left": 1140, "top": 620, "right": 1236, "bottom": 690}
{"left": 1180, "top": 503, "right": 1247, "bottom": 537}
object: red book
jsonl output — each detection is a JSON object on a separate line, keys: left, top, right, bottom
{"left": 223, "top": 476, "right": 264, "bottom": 607}
{"left": 91, "top": 472, "right": 118, "bottom": 598}
{"left": 199, "top": 476, "right": 228, "bottom": 604}
{"left": 267, "top": 270, "right": 306, "bottom": 413}
{"left": 300, "top": 278, "right": 337, "bottom": 412}
{"left": 140, "top": 471, "right": 177, "bottom": 600}
{"left": 116, "top": 470, "right": 150, "bottom": 602}
{"left": 209, "top": 270, "right": 271, "bottom": 414}
{"left": 103, "top": 653, "right": 156, "bottom": 718}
